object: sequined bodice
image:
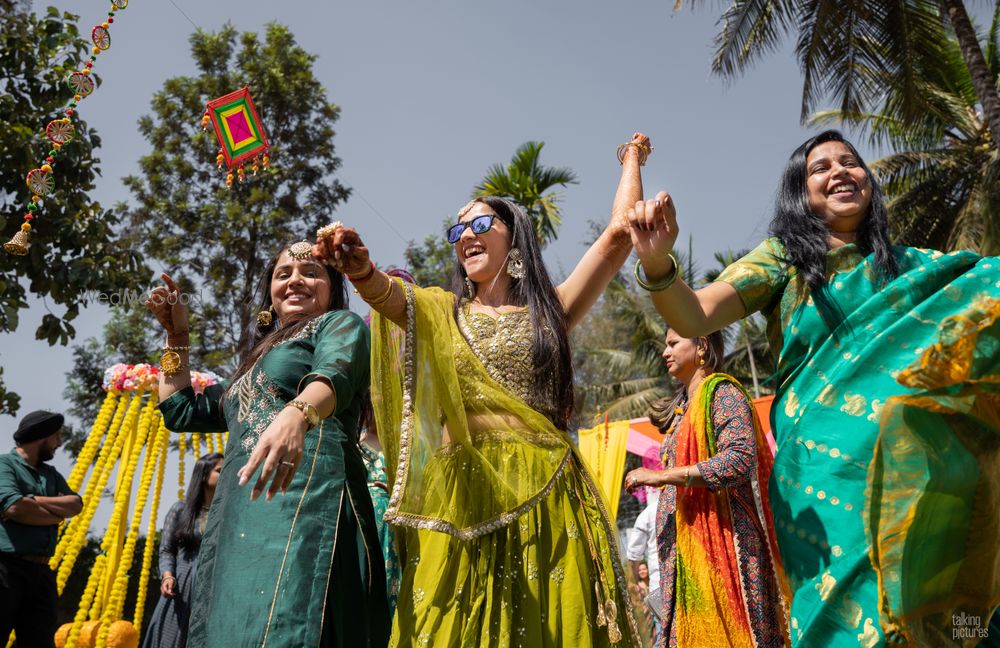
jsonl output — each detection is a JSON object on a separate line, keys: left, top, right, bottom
{"left": 456, "top": 303, "right": 558, "bottom": 423}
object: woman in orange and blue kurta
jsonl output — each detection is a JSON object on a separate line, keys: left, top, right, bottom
{"left": 625, "top": 329, "right": 789, "bottom": 648}
{"left": 626, "top": 130, "right": 999, "bottom": 647}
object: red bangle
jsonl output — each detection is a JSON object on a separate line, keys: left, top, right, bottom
{"left": 347, "top": 261, "right": 376, "bottom": 284}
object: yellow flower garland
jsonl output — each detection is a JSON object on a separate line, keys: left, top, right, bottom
{"left": 66, "top": 390, "right": 120, "bottom": 491}
{"left": 133, "top": 418, "right": 168, "bottom": 636}
{"left": 95, "top": 397, "right": 161, "bottom": 648}
{"left": 176, "top": 432, "right": 187, "bottom": 501}
{"left": 64, "top": 554, "right": 105, "bottom": 648}
{"left": 52, "top": 391, "right": 137, "bottom": 589}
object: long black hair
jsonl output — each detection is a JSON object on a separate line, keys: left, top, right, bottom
{"left": 173, "top": 452, "right": 224, "bottom": 549}
{"left": 231, "top": 242, "right": 349, "bottom": 386}
{"left": 648, "top": 330, "right": 725, "bottom": 434}
{"left": 449, "top": 196, "right": 575, "bottom": 429}
{"left": 771, "top": 130, "right": 899, "bottom": 292}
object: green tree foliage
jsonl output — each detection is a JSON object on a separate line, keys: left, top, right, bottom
{"left": 122, "top": 23, "right": 351, "bottom": 373}
{"left": 813, "top": 3, "right": 1000, "bottom": 255}
{"left": 681, "top": 0, "right": 1000, "bottom": 141}
{"left": 473, "top": 141, "right": 578, "bottom": 246}
{"left": 0, "top": 1, "right": 146, "bottom": 415}
{"left": 574, "top": 242, "right": 774, "bottom": 427}
{"left": 403, "top": 220, "right": 457, "bottom": 289}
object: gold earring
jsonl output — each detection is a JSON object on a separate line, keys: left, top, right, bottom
{"left": 257, "top": 305, "right": 274, "bottom": 327}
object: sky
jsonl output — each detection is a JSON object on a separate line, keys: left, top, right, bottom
{"left": 1, "top": 0, "right": 887, "bottom": 529}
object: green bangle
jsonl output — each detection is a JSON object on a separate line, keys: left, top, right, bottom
{"left": 634, "top": 253, "right": 679, "bottom": 292}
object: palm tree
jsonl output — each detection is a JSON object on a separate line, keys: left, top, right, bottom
{"left": 812, "top": 2, "right": 1000, "bottom": 254}
{"left": 682, "top": 0, "right": 1000, "bottom": 141}
{"left": 474, "top": 141, "right": 578, "bottom": 246}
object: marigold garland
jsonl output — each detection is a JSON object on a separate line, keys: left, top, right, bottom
{"left": 66, "top": 390, "right": 120, "bottom": 491}
{"left": 133, "top": 420, "right": 168, "bottom": 636}
{"left": 52, "top": 391, "right": 134, "bottom": 586}
{"left": 177, "top": 432, "right": 187, "bottom": 501}
{"left": 63, "top": 553, "right": 105, "bottom": 648}
{"left": 95, "top": 398, "right": 160, "bottom": 648}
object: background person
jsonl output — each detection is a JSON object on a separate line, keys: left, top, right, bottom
{"left": 141, "top": 452, "right": 223, "bottom": 648}
{"left": 0, "top": 410, "right": 82, "bottom": 648}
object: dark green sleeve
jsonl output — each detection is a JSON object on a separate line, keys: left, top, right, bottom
{"left": 159, "top": 383, "right": 228, "bottom": 433}
{"left": 0, "top": 458, "right": 23, "bottom": 512}
{"left": 297, "top": 310, "right": 371, "bottom": 415}
{"left": 715, "top": 237, "right": 789, "bottom": 315}
{"left": 52, "top": 469, "right": 78, "bottom": 498}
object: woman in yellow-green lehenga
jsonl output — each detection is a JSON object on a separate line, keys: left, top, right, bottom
{"left": 625, "top": 130, "right": 999, "bottom": 647}
{"left": 315, "top": 133, "right": 653, "bottom": 647}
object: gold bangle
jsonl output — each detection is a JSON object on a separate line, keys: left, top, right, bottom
{"left": 684, "top": 466, "right": 694, "bottom": 486}
{"left": 616, "top": 141, "right": 651, "bottom": 166}
{"left": 368, "top": 276, "right": 396, "bottom": 306}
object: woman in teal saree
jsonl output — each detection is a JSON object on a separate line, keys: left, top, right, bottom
{"left": 626, "top": 130, "right": 998, "bottom": 647}
{"left": 145, "top": 242, "right": 390, "bottom": 648}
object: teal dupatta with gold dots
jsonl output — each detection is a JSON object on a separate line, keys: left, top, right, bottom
{"left": 717, "top": 239, "right": 1000, "bottom": 647}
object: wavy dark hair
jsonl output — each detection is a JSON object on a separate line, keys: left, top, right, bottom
{"left": 174, "top": 452, "right": 224, "bottom": 549}
{"left": 771, "top": 130, "right": 899, "bottom": 292}
{"left": 448, "top": 196, "right": 574, "bottom": 429}
{"left": 648, "top": 329, "right": 725, "bottom": 434}
{"left": 231, "top": 242, "right": 349, "bottom": 386}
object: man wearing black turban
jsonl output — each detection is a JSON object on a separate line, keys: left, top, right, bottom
{"left": 0, "top": 410, "right": 83, "bottom": 648}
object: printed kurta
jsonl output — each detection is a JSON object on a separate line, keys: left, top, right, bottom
{"left": 159, "top": 310, "right": 390, "bottom": 648}
{"left": 655, "top": 378, "right": 788, "bottom": 648}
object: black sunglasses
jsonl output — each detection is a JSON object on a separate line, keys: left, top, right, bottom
{"left": 446, "top": 214, "right": 497, "bottom": 244}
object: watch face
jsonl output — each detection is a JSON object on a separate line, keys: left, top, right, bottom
{"left": 161, "top": 350, "right": 182, "bottom": 373}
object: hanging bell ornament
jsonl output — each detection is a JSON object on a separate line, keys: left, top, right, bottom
{"left": 4, "top": 222, "right": 32, "bottom": 256}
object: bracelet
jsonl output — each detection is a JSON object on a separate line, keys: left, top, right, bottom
{"left": 162, "top": 575, "right": 176, "bottom": 582}
{"left": 634, "top": 253, "right": 679, "bottom": 292}
{"left": 616, "top": 141, "right": 651, "bottom": 166}
{"left": 286, "top": 399, "right": 320, "bottom": 427}
{"left": 683, "top": 466, "right": 693, "bottom": 486}
{"left": 367, "top": 276, "right": 396, "bottom": 306}
{"left": 347, "top": 261, "right": 376, "bottom": 284}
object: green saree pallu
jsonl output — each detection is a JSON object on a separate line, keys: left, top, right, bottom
{"left": 159, "top": 311, "right": 391, "bottom": 648}
{"left": 370, "top": 282, "right": 643, "bottom": 647}
{"left": 718, "top": 239, "right": 1000, "bottom": 647}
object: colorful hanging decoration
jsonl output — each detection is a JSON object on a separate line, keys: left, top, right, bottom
{"left": 5, "top": 0, "right": 131, "bottom": 257}
{"left": 202, "top": 86, "right": 271, "bottom": 189}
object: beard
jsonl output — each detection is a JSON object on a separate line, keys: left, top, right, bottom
{"left": 38, "top": 446, "right": 56, "bottom": 462}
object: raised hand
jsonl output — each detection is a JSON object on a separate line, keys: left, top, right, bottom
{"left": 313, "top": 226, "right": 371, "bottom": 279}
{"left": 627, "top": 191, "right": 679, "bottom": 279}
{"left": 145, "top": 273, "right": 190, "bottom": 340}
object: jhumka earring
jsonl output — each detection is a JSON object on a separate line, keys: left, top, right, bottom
{"left": 697, "top": 351, "right": 706, "bottom": 367}
{"left": 464, "top": 276, "right": 475, "bottom": 299}
{"left": 507, "top": 247, "right": 526, "bottom": 279}
{"left": 257, "top": 305, "right": 274, "bottom": 327}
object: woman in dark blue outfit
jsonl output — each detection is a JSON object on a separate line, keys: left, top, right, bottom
{"left": 142, "top": 453, "right": 223, "bottom": 648}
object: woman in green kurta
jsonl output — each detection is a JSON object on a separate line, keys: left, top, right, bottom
{"left": 626, "top": 131, "right": 998, "bottom": 647}
{"left": 316, "top": 133, "right": 653, "bottom": 647}
{"left": 145, "top": 242, "right": 390, "bottom": 648}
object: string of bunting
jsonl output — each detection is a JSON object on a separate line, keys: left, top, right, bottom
{"left": 5, "top": 0, "right": 131, "bottom": 257}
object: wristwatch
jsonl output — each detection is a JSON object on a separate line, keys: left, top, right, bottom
{"left": 286, "top": 399, "right": 320, "bottom": 427}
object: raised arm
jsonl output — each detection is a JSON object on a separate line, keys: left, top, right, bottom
{"left": 314, "top": 228, "right": 407, "bottom": 328}
{"left": 145, "top": 273, "right": 193, "bottom": 402}
{"left": 556, "top": 133, "right": 649, "bottom": 331}
{"left": 626, "top": 192, "right": 746, "bottom": 336}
